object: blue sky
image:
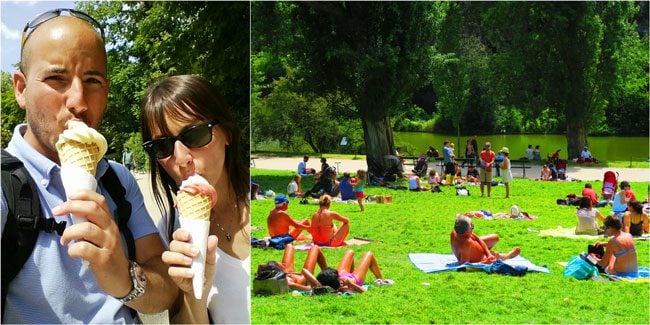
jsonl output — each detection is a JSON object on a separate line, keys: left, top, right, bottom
{"left": 1, "top": 1, "right": 76, "bottom": 73}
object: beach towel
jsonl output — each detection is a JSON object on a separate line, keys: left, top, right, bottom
{"left": 293, "top": 237, "right": 376, "bottom": 250}
{"left": 605, "top": 267, "right": 650, "bottom": 282}
{"left": 408, "top": 253, "right": 550, "bottom": 273}
{"left": 539, "top": 226, "right": 650, "bottom": 240}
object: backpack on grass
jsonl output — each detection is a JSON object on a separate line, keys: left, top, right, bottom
{"left": 1, "top": 149, "right": 136, "bottom": 317}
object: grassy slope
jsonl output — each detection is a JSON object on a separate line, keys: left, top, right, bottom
{"left": 251, "top": 170, "right": 650, "bottom": 324}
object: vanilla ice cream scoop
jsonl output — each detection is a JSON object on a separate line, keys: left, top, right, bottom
{"left": 55, "top": 121, "right": 108, "bottom": 225}
{"left": 55, "top": 120, "right": 107, "bottom": 176}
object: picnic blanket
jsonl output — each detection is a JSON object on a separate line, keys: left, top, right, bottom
{"left": 539, "top": 226, "right": 650, "bottom": 240}
{"left": 293, "top": 237, "right": 376, "bottom": 250}
{"left": 457, "top": 210, "right": 538, "bottom": 220}
{"left": 408, "top": 253, "right": 550, "bottom": 274}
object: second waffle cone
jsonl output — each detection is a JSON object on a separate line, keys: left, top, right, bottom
{"left": 177, "top": 191, "right": 212, "bottom": 220}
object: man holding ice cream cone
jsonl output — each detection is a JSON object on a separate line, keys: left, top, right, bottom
{"left": 2, "top": 9, "right": 176, "bottom": 323}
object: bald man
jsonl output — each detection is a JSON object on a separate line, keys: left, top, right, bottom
{"left": 3, "top": 10, "right": 176, "bottom": 323}
{"left": 450, "top": 216, "right": 521, "bottom": 264}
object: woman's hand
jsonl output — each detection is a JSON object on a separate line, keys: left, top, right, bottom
{"left": 162, "top": 228, "right": 219, "bottom": 298}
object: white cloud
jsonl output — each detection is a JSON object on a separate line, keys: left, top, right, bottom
{"left": 1, "top": 22, "right": 21, "bottom": 40}
{"left": 11, "top": 1, "right": 39, "bottom": 6}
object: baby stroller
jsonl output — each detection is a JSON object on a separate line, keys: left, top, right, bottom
{"left": 412, "top": 155, "right": 428, "bottom": 177}
{"left": 556, "top": 159, "right": 567, "bottom": 180}
{"left": 601, "top": 171, "right": 619, "bottom": 200}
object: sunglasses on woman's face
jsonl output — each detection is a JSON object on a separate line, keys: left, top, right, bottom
{"left": 143, "top": 119, "right": 219, "bottom": 160}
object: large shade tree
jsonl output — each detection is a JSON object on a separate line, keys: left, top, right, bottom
{"left": 257, "top": 2, "right": 440, "bottom": 175}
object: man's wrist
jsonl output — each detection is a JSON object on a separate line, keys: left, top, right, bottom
{"left": 115, "top": 260, "right": 147, "bottom": 303}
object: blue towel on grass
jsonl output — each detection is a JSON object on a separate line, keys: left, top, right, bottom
{"left": 606, "top": 267, "right": 650, "bottom": 282}
{"left": 408, "top": 253, "right": 550, "bottom": 274}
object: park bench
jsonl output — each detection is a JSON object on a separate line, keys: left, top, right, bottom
{"left": 402, "top": 156, "right": 419, "bottom": 167}
{"left": 510, "top": 159, "right": 532, "bottom": 178}
{"left": 434, "top": 157, "right": 475, "bottom": 174}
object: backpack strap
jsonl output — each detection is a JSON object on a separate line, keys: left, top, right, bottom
{"left": 99, "top": 163, "right": 135, "bottom": 261}
{"left": 1, "top": 151, "right": 137, "bottom": 318}
{"left": 1, "top": 150, "right": 66, "bottom": 318}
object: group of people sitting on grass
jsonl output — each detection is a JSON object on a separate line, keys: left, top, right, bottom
{"left": 268, "top": 194, "right": 350, "bottom": 248}
{"left": 574, "top": 181, "right": 649, "bottom": 237}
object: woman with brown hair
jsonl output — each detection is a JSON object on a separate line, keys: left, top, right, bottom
{"left": 140, "top": 75, "right": 250, "bottom": 323}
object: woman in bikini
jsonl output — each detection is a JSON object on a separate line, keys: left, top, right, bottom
{"left": 301, "top": 250, "right": 394, "bottom": 293}
{"left": 309, "top": 194, "right": 350, "bottom": 247}
{"left": 255, "top": 244, "right": 328, "bottom": 291}
{"left": 592, "top": 215, "right": 638, "bottom": 275}
{"left": 623, "top": 200, "right": 649, "bottom": 236}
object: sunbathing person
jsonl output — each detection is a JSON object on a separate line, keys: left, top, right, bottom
{"left": 287, "top": 174, "right": 304, "bottom": 198}
{"left": 539, "top": 164, "right": 551, "bottom": 181}
{"left": 450, "top": 215, "right": 521, "bottom": 264}
{"left": 310, "top": 194, "right": 350, "bottom": 247}
{"left": 592, "top": 216, "right": 638, "bottom": 276}
{"left": 466, "top": 165, "right": 480, "bottom": 184}
{"left": 302, "top": 250, "right": 394, "bottom": 293}
{"left": 623, "top": 200, "right": 649, "bottom": 236}
{"left": 268, "top": 195, "right": 310, "bottom": 241}
{"left": 256, "top": 244, "right": 328, "bottom": 291}
{"left": 575, "top": 197, "right": 606, "bottom": 235}
{"left": 408, "top": 174, "right": 429, "bottom": 191}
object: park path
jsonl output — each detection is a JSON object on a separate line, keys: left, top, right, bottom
{"left": 251, "top": 156, "right": 650, "bottom": 182}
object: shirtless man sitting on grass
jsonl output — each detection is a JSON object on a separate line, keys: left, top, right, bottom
{"left": 268, "top": 195, "right": 311, "bottom": 241}
{"left": 451, "top": 215, "right": 521, "bottom": 264}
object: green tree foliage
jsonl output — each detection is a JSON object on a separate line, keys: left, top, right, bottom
{"left": 1, "top": 71, "right": 23, "bottom": 147}
{"left": 253, "top": 2, "right": 440, "bottom": 175}
{"left": 77, "top": 1, "right": 250, "bottom": 156}
{"left": 483, "top": 2, "right": 647, "bottom": 158}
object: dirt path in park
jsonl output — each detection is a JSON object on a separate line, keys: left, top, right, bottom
{"left": 250, "top": 156, "right": 650, "bottom": 182}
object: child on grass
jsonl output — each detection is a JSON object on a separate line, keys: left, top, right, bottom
{"left": 351, "top": 169, "right": 366, "bottom": 212}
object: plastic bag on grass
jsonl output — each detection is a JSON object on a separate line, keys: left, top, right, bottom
{"left": 564, "top": 255, "right": 599, "bottom": 280}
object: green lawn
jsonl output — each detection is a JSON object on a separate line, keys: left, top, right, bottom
{"left": 251, "top": 169, "right": 650, "bottom": 324}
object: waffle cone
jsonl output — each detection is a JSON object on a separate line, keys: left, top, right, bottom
{"left": 177, "top": 192, "right": 212, "bottom": 220}
{"left": 58, "top": 141, "right": 101, "bottom": 175}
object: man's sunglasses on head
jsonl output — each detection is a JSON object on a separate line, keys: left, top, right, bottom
{"left": 20, "top": 8, "right": 105, "bottom": 67}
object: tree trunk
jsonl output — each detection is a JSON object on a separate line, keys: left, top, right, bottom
{"left": 565, "top": 119, "right": 587, "bottom": 160}
{"left": 362, "top": 116, "right": 396, "bottom": 177}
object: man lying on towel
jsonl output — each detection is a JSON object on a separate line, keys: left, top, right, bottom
{"left": 451, "top": 215, "right": 521, "bottom": 264}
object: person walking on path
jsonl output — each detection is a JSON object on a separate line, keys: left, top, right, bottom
{"left": 122, "top": 146, "right": 134, "bottom": 172}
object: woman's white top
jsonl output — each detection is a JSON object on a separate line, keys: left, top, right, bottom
{"left": 287, "top": 180, "right": 298, "bottom": 195}
{"left": 575, "top": 208, "right": 600, "bottom": 235}
{"left": 158, "top": 218, "right": 251, "bottom": 324}
{"left": 208, "top": 247, "right": 251, "bottom": 324}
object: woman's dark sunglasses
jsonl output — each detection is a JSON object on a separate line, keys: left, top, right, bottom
{"left": 143, "top": 120, "right": 219, "bottom": 160}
